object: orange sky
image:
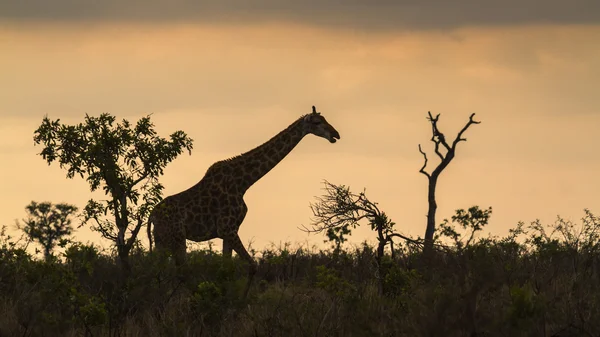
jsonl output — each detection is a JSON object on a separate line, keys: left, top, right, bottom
{"left": 1, "top": 19, "right": 599, "bottom": 253}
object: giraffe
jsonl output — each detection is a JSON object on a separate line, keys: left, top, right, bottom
{"left": 147, "top": 106, "right": 340, "bottom": 290}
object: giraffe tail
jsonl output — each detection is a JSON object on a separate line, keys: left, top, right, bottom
{"left": 147, "top": 214, "right": 154, "bottom": 254}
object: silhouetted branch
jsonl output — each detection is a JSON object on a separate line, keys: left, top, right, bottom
{"left": 301, "top": 180, "right": 423, "bottom": 250}
{"left": 95, "top": 220, "right": 118, "bottom": 242}
{"left": 452, "top": 113, "right": 481, "bottom": 148}
{"left": 387, "top": 233, "right": 424, "bottom": 246}
{"left": 428, "top": 111, "right": 451, "bottom": 153}
{"left": 130, "top": 172, "right": 150, "bottom": 189}
{"left": 300, "top": 181, "right": 373, "bottom": 235}
{"left": 126, "top": 217, "right": 145, "bottom": 248}
{"left": 418, "top": 144, "right": 431, "bottom": 178}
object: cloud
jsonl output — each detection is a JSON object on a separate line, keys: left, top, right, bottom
{"left": 1, "top": 0, "right": 599, "bottom": 30}
{"left": 1, "top": 23, "right": 599, "bottom": 120}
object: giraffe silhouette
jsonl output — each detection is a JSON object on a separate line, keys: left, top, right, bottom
{"left": 147, "top": 106, "right": 340, "bottom": 294}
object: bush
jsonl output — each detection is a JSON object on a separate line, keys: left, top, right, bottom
{"left": 0, "top": 210, "right": 600, "bottom": 336}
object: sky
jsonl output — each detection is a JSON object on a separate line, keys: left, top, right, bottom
{"left": 1, "top": 1, "right": 599, "bottom": 254}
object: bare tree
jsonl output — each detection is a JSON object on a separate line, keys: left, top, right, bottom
{"left": 418, "top": 111, "right": 481, "bottom": 253}
{"left": 302, "top": 180, "right": 419, "bottom": 293}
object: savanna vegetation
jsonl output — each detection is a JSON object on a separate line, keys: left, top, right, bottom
{"left": 1, "top": 112, "right": 599, "bottom": 337}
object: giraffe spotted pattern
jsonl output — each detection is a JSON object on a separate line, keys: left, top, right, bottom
{"left": 147, "top": 106, "right": 341, "bottom": 281}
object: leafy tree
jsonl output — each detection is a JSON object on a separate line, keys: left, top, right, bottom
{"left": 436, "top": 206, "right": 493, "bottom": 250}
{"left": 33, "top": 113, "right": 193, "bottom": 272}
{"left": 18, "top": 201, "right": 77, "bottom": 260}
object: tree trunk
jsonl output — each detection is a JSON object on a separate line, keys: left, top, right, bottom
{"left": 376, "top": 238, "right": 386, "bottom": 294}
{"left": 44, "top": 246, "right": 52, "bottom": 262}
{"left": 116, "top": 224, "right": 132, "bottom": 276}
{"left": 376, "top": 220, "right": 388, "bottom": 294}
{"left": 424, "top": 176, "right": 438, "bottom": 254}
{"left": 117, "top": 243, "right": 131, "bottom": 278}
{"left": 114, "top": 193, "right": 132, "bottom": 276}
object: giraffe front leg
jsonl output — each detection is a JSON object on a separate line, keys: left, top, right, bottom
{"left": 223, "top": 234, "right": 257, "bottom": 298}
{"left": 222, "top": 239, "right": 233, "bottom": 259}
{"left": 223, "top": 234, "right": 257, "bottom": 273}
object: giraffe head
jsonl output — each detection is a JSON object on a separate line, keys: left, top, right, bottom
{"left": 303, "top": 106, "right": 341, "bottom": 143}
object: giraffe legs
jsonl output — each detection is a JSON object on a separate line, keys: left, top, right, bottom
{"left": 222, "top": 239, "right": 233, "bottom": 259}
{"left": 153, "top": 219, "right": 187, "bottom": 269}
{"left": 172, "top": 236, "right": 187, "bottom": 268}
{"left": 222, "top": 234, "right": 257, "bottom": 298}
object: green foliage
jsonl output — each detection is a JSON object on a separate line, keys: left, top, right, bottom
{"left": 0, "top": 225, "right": 29, "bottom": 262}
{"left": 315, "top": 265, "right": 357, "bottom": 298}
{"left": 33, "top": 113, "right": 193, "bottom": 266}
{"left": 1, "top": 209, "right": 600, "bottom": 336}
{"left": 64, "top": 242, "right": 100, "bottom": 276}
{"left": 0, "top": 239, "right": 111, "bottom": 336}
{"left": 74, "top": 293, "right": 108, "bottom": 328}
{"left": 262, "top": 244, "right": 291, "bottom": 265}
{"left": 18, "top": 201, "right": 77, "bottom": 260}
{"left": 325, "top": 222, "right": 355, "bottom": 251}
{"left": 191, "top": 281, "right": 225, "bottom": 325}
{"left": 525, "top": 209, "right": 600, "bottom": 255}
{"left": 382, "top": 259, "right": 421, "bottom": 298}
{"left": 437, "top": 206, "right": 493, "bottom": 249}
{"left": 508, "top": 284, "right": 545, "bottom": 330}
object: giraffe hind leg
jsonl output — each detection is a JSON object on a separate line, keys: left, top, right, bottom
{"left": 154, "top": 220, "right": 187, "bottom": 267}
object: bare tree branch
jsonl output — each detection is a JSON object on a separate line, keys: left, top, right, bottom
{"left": 302, "top": 180, "right": 427, "bottom": 252}
{"left": 95, "top": 220, "right": 118, "bottom": 242}
{"left": 126, "top": 216, "right": 145, "bottom": 249}
{"left": 452, "top": 113, "right": 481, "bottom": 148}
{"left": 433, "top": 141, "right": 445, "bottom": 161}
{"left": 303, "top": 180, "right": 429, "bottom": 294}
{"left": 428, "top": 111, "right": 451, "bottom": 152}
{"left": 387, "top": 233, "right": 424, "bottom": 246}
{"left": 130, "top": 171, "right": 150, "bottom": 189}
{"left": 418, "top": 144, "right": 431, "bottom": 178}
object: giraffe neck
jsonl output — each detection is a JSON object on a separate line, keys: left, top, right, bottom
{"left": 210, "top": 115, "right": 307, "bottom": 193}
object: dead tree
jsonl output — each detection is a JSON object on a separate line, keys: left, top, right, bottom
{"left": 302, "top": 181, "right": 419, "bottom": 294}
{"left": 418, "top": 111, "right": 480, "bottom": 254}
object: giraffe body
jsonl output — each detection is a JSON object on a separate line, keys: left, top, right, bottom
{"left": 147, "top": 107, "right": 340, "bottom": 272}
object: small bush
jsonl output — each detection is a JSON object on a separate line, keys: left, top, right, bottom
{"left": 0, "top": 210, "right": 599, "bottom": 336}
